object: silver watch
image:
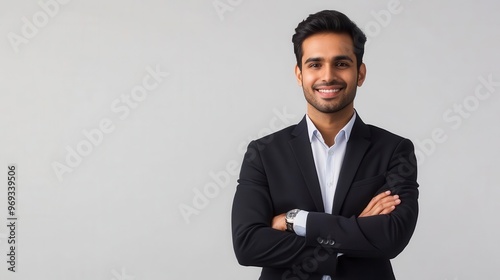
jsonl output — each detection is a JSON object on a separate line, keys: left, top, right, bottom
{"left": 285, "top": 209, "right": 300, "bottom": 232}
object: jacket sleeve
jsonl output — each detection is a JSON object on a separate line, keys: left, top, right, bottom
{"left": 231, "top": 140, "right": 338, "bottom": 276}
{"left": 305, "top": 138, "right": 419, "bottom": 259}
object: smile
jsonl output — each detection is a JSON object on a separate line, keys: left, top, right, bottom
{"left": 315, "top": 87, "right": 343, "bottom": 99}
{"left": 317, "top": 89, "right": 341, "bottom": 93}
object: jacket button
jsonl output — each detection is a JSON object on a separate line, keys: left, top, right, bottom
{"left": 317, "top": 237, "right": 324, "bottom": 244}
{"left": 328, "top": 240, "right": 335, "bottom": 245}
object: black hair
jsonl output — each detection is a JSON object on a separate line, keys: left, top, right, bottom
{"left": 292, "top": 10, "right": 367, "bottom": 70}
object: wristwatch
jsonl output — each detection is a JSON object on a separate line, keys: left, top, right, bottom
{"left": 285, "top": 209, "right": 300, "bottom": 232}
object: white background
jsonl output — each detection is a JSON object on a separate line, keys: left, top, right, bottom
{"left": 1, "top": 0, "right": 499, "bottom": 279}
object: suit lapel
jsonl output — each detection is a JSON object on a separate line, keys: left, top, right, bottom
{"left": 332, "top": 115, "right": 371, "bottom": 215}
{"left": 288, "top": 117, "right": 325, "bottom": 212}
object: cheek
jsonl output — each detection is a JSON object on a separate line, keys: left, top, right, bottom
{"left": 301, "top": 74, "right": 316, "bottom": 87}
{"left": 341, "top": 72, "right": 358, "bottom": 85}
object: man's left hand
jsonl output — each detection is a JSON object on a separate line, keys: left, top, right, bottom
{"left": 271, "top": 213, "right": 286, "bottom": 231}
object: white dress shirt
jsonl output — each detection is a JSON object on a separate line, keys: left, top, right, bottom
{"left": 293, "top": 112, "right": 356, "bottom": 280}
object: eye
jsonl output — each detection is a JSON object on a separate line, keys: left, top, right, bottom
{"left": 308, "top": 63, "right": 321, "bottom": 69}
{"left": 335, "top": 61, "right": 350, "bottom": 68}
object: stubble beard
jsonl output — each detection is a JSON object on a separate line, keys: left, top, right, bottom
{"left": 304, "top": 87, "right": 357, "bottom": 114}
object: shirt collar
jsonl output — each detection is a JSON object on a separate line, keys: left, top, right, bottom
{"left": 305, "top": 111, "right": 357, "bottom": 143}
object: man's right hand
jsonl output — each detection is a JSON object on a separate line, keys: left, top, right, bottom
{"left": 359, "top": 190, "right": 401, "bottom": 217}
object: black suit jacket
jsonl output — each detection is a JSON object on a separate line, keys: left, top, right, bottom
{"left": 231, "top": 114, "right": 419, "bottom": 280}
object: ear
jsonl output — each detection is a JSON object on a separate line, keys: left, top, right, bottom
{"left": 294, "top": 64, "right": 303, "bottom": 86}
{"left": 357, "top": 63, "right": 366, "bottom": 87}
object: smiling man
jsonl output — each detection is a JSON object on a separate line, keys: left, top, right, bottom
{"left": 231, "top": 10, "right": 419, "bottom": 280}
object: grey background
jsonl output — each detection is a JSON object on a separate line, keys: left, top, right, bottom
{"left": 1, "top": 0, "right": 499, "bottom": 279}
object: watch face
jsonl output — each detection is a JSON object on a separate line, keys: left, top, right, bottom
{"left": 287, "top": 209, "right": 298, "bottom": 220}
{"left": 286, "top": 209, "right": 298, "bottom": 232}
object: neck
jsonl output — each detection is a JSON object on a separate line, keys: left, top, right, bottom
{"left": 307, "top": 106, "right": 354, "bottom": 147}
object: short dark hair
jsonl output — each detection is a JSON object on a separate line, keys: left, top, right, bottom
{"left": 292, "top": 10, "right": 367, "bottom": 70}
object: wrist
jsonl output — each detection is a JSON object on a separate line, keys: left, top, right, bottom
{"left": 285, "top": 209, "right": 300, "bottom": 232}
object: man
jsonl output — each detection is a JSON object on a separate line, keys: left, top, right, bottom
{"left": 231, "top": 10, "right": 419, "bottom": 280}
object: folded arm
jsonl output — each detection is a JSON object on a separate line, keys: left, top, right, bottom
{"left": 273, "top": 138, "right": 419, "bottom": 259}
{"left": 231, "top": 138, "right": 418, "bottom": 273}
{"left": 272, "top": 190, "right": 401, "bottom": 231}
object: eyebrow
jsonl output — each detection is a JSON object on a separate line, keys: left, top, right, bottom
{"left": 304, "top": 55, "right": 354, "bottom": 64}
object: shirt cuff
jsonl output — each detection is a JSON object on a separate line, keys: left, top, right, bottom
{"left": 293, "top": 210, "right": 308, "bottom": 236}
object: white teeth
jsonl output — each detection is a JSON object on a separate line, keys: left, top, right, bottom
{"left": 318, "top": 89, "right": 340, "bottom": 93}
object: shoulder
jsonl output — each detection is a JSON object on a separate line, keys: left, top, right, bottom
{"left": 367, "top": 124, "right": 406, "bottom": 141}
{"left": 353, "top": 114, "right": 410, "bottom": 144}
{"left": 364, "top": 124, "right": 415, "bottom": 153}
{"left": 248, "top": 115, "right": 304, "bottom": 143}
{"left": 253, "top": 123, "right": 299, "bottom": 146}
{"left": 240, "top": 122, "right": 301, "bottom": 164}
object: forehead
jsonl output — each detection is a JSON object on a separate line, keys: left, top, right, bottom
{"left": 301, "top": 33, "right": 355, "bottom": 61}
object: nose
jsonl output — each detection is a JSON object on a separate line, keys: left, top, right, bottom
{"left": 321, "top": 64, "right": 336, "bottom": 82}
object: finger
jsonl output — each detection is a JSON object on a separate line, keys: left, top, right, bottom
{"left": 365, "top": 193, "right": 395, "bottom": 214}
{"left": 371, "top": 190, "right": 392, "bottom": 205}
{"left": 373, "top": 195, "right": 399, "bottom": 211}
{"left": 360, "top": 191, "right": 391, "bottom": 216}
{"left": 361, "top": 195, "right": 400, "bottom": 217}
{"left": 378, "top": 197, "right": 401, "bottom": 215}
{"left": 379, "top": 205, "right": 396, "bottom": 215}
{"left": 378, "top": 195, "right": 399, "bottom": 207}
